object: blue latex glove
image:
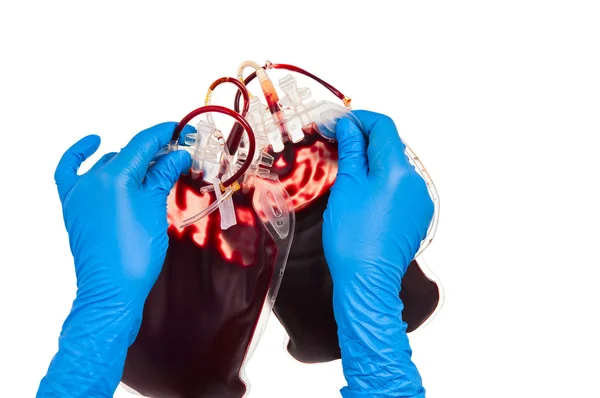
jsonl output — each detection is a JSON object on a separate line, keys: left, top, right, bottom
{"left": 323, "top": 111, "right": 434, "bottom": 398}
{"left": 37, "top": 122, "right": 194, "bottom": 397}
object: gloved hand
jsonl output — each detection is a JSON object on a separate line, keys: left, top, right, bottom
{"left": 323, "top": 110, "right": 434, "bottom": 398}
{"left": 37, "top": 122, "right": 194, "bottom": 398}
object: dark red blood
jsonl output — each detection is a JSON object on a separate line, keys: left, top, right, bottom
{"left": 314, "top": 161, "right": 326, "bottom": 181}
{"left": 123, "top": 136, "right": 337, "bottom": 397}
{"left": 270, "top": 134, "right": 338, "bottom": 210}
{"left": 268, "top": 103, "right": 280, "bottom": 114}
{"left": 121, "top": 128, "right": 440, "bottom": 396}
{"left": 122, "top": 181, "right": 279, "bottom": 398}
{"left": 226, "top": 123, "right": 245, "bottom": 153}
{"left": 286, "top": 185, "right": 298, "bottom": 197}
{"left": 301, "top": 122, "right": 319, "bottom": 137}
{"left": 270, "top": 139, "right": 441, "bottom": 364}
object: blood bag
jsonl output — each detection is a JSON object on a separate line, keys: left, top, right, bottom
{"left": 120, "top": 61, "right": 443, "bottom": 397}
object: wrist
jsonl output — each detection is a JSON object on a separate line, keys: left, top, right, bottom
{"left": 330, "top": 260, "right": 404, "bottom": 305}
{"left": 37, "top": 295, "right": 142, "bottom": 397}
{"left": 332, "top": 278, "right": 425, "bottom": 397}
{"left": 332, "top": 276, "right": 405, "bottom": 334}
{"left": 328, "top": 251, "right": 411, "bottom": 292}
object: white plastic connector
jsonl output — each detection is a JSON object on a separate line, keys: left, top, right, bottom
{"left": 200, "top": 130, "right": 227, "bottom": 183}
{"left": 190, "top": 120, "right": 215, "bottom": 179}
{"left": 265, "top": 124, "right": 285, "bottom": 153}
{"left": 247, "top": 97, "right": 285, "bottom": 153}
{"left": 258, "top": 152, "right": 274, "bottom": 168}
{"left": 277, "top": 74, "right": 351, "bottom": 143}
{"left": 246, "top": 98, "right": 271, "bottom": 158}
{"left": 213, "top": 178, "right": 237, "bottom": 230}
{"left": 278, "top": 75, "right": 311, "bottom": 143}
{"left": 306, "top": 102, "right": 350, "bottom": 140}
{"left": 279, "top": 78, "right": 311, "bottom": 110}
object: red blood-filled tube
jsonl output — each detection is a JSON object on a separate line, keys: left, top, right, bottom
{"left": 236, "top": 63, "right": 290, "bottom": 141}
{"left": 234, "top": 62, "right": 350, "bottom": 113}
{"left": 171, "top": 105, "right": 256, "bottom": 188}
{"left": 205, "top": 77, "right": 250, "bottom": 153}
{"left": 270, "top": 63, "right": 347, "bottom": 102}
{"left": 234, "top": 71, "right": 258, "bottom": 113}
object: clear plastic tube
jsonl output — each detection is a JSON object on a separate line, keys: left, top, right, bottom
{"left": 180, "top": 185, "right": 236, "bottom": 228}
{"left": 404, "top": 143, "right": 440, "bottom": 257}
{"left": 204, "top": 77, "right": 250, "bottom": 137}
{"left": 233, "top": 61, "right": 351, "bottom": 113}
{"left": 238, "top": 176, "right": 295, "bottom": 398}
{"left": 236, "top": 60, "right": 264, "bottom": 97}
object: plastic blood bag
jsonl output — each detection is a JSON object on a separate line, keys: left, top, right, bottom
{"left": 268, "top": 134, "right": 442, "bottom": 363}
{"left": 121, "top": 104, "right": 295, "bottom": 398}
{"left": 122, "top": 175, "right": 294, "bottom": 398}
{"left": 120, "top": 61, "right": 443, "bottom": 397}
{"left": 232, "top": 65, "right": 443, "bottom": 363}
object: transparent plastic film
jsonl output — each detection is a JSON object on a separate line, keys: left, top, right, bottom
{"left": 268, "top": 73, "right": 440, "bottom": 257}
{"left": 177, "top": 127, "right": 238, "bottom": 225}
{"left": 239, "top": 175, "right": 295, "bottom": 397}
{"left": 409, "top": 253, "right": 445, "bottom": 331}
{"left": 180, "top": 182, "right": 236, "bottom": 228}
{"left": 405, "top": 143, "right": 440, "bottom": 257}
{"left": 122, "top": 173, "right": 295, "bottom": 398}
{"left": 236, "top": 61, "right": 443, "bottom": 366}
{"left": 121, "top": 60, "right": 441, "bottom": 396}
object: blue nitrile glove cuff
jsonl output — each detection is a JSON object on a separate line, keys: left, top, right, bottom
{"left": 37, "top": 123, "right": 194, "bottom": 397}
{"left": 323, "top": 111, "right": 433, "bottom": 397}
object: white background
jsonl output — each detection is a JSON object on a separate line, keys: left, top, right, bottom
{"left": 1, "top": 1, "right": 599, "bottom": 397}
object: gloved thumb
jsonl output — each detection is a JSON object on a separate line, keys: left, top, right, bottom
{"left": 335, "top": 117, "right": 368, "bottom": 183}
{"left": 54, "top": 134, "right": 101, "bottom": 202}
{"left": 143, "top": 150, "right": 192, "bottom": 194}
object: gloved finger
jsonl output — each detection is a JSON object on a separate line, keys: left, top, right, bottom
{"left": 335, "top": 117, "right": 368, "bottom": 183}
{"left": 148, "top": 123, "right": 195, "bottom": 175}
{"left": 110, "top": 123, "right": 194, "bottom": 187}
{"left": 143, "top": 150, "right": 192, "bottom": 194}
{"left": 157, "top": 123, "right": 196, "bottom": 156}
{"left": 88, "top": 152, "right": 117, "bottom": 173}
{"left": 54, "top": 134, "right": 101, "bottom": 202}
{"left": 352, "top": 110, "right": 409, "bottom": 182}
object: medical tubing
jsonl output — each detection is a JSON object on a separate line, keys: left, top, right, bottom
{"left": 234, "top": 71, "right": 256, "bottom": 112}
{"left": 180, "top": 186, "right": 235, "bottom": 228}
{"left": 270, "top": 63, "right": 347, "bottom": 102}
{"left": 238, "top": 61, "right": 289, "bottom": 139}
{"left": 204, "top": 77, "right": 250, "bottom": 152}
{"left": 232, "top": 65, "right": 439, "bottom": 253}
{"left": 404, "top": 143, "right": 440, "bottom": 257}
{"left": 236, "top": 61, "right": 264, "bottom": 89}
{"left": 170, "top": 105, "right": 256, "bottom": 188}
{"left": 234, "top": 62, "right": 349, "bottom": 112}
